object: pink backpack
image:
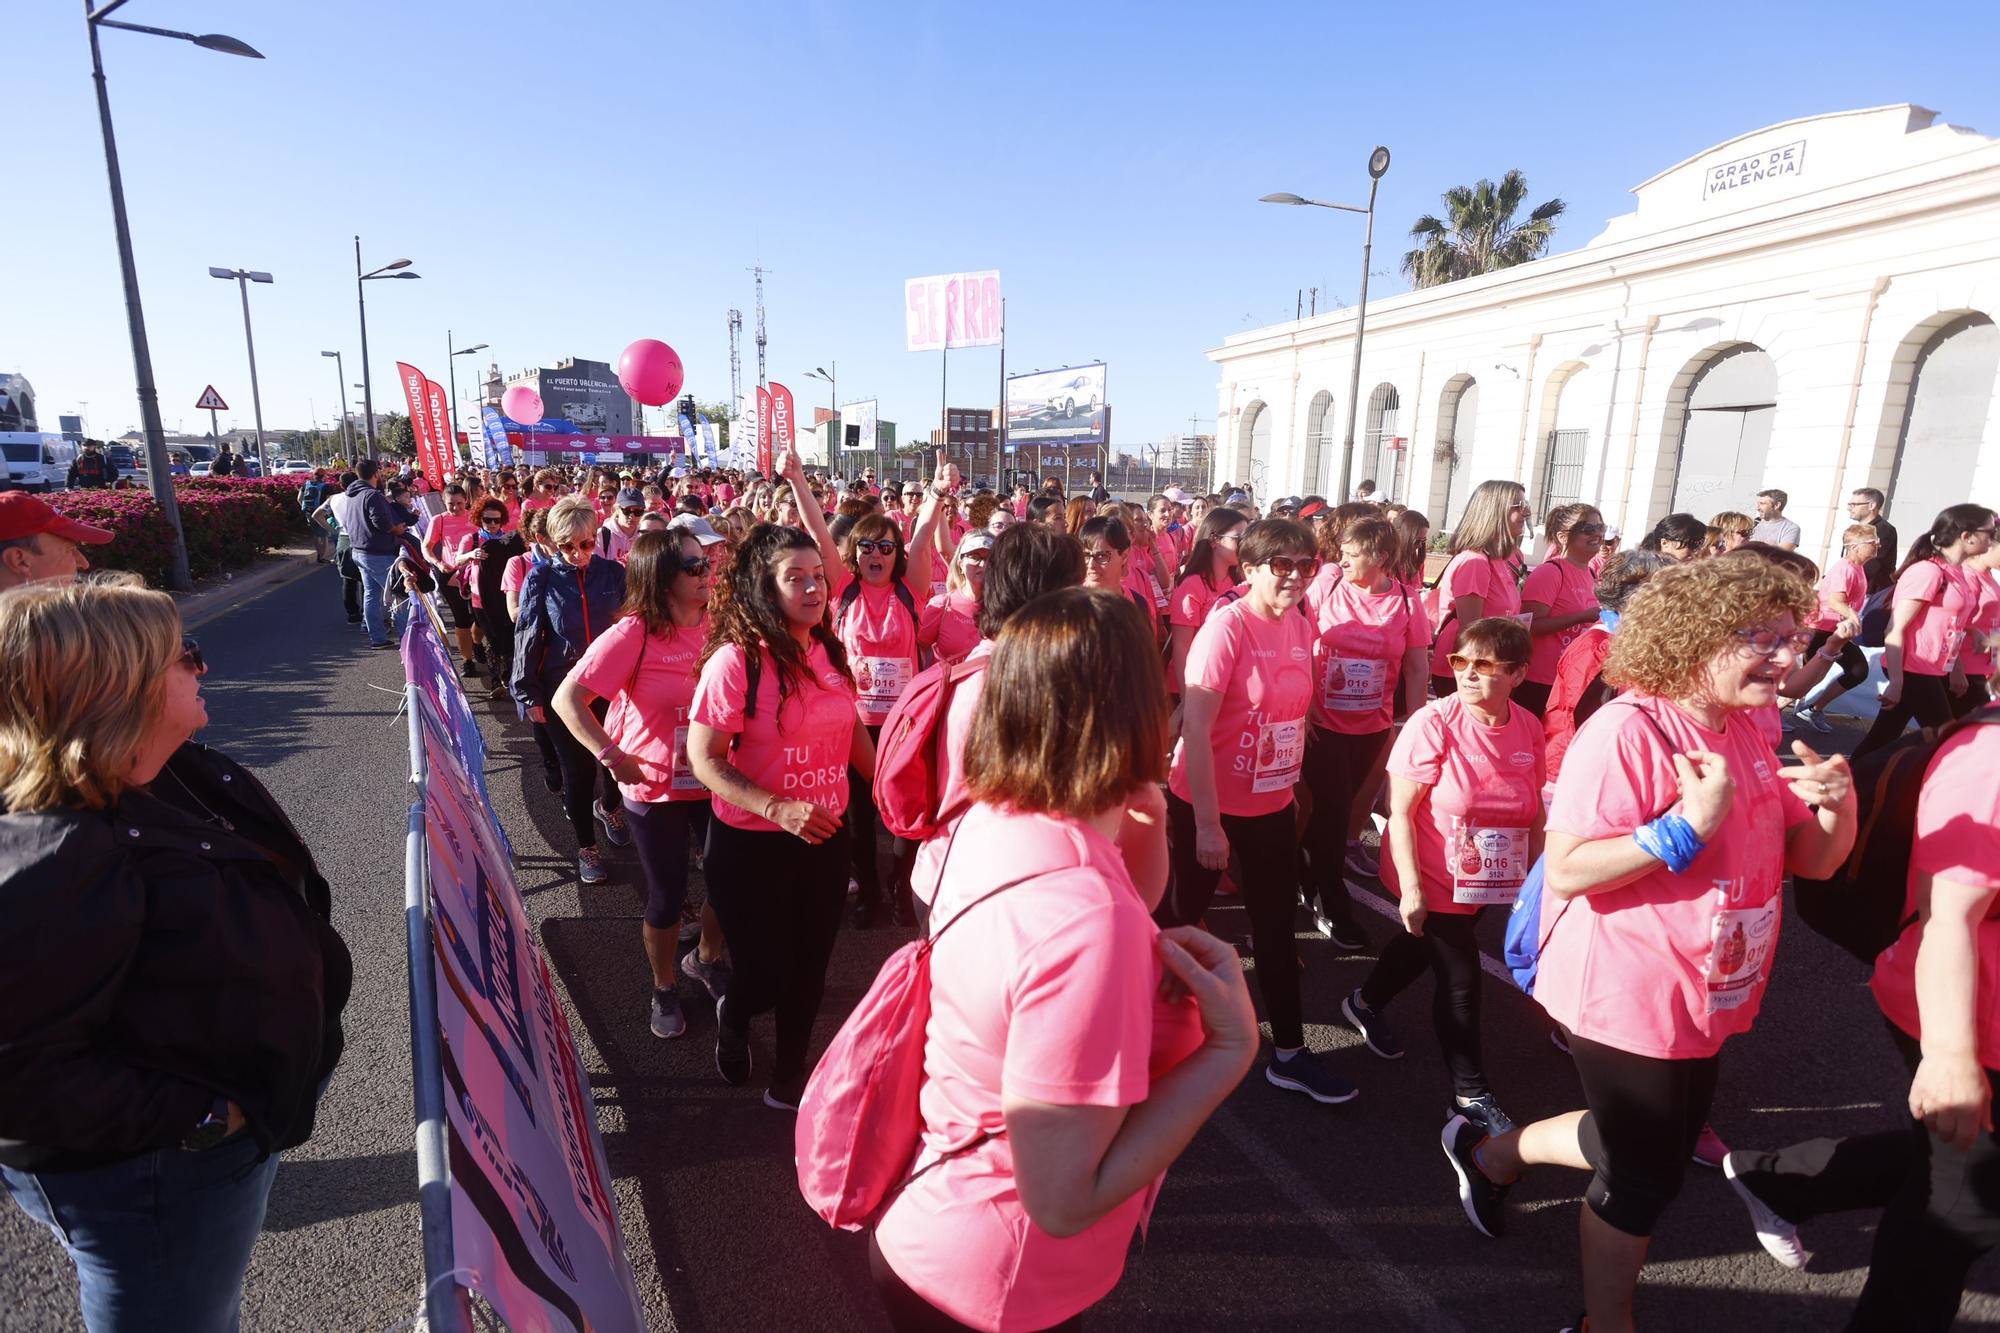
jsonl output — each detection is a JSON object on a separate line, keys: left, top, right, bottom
{"left": 871, "top": 656, "right": 989, "bottom": 842}
{"left": 795, "top": 868, "right": 1036, "bottom": 1230}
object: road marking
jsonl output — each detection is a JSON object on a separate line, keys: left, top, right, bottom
{"left": 1344, "top": 878, "right": 1517, "bottom": 986}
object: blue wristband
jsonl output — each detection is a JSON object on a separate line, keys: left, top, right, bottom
{"left": 1633, "top": 813, "right": 1706, "bottom": 875}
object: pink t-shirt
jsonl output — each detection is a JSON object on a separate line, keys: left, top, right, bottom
{"left": 1872, "top": 723, "right": 2000, "bottom": 1065}
{"left": 1382, "top": 696, "right": 1545, "bottom": 915}
{"left": 832, "top": 573, "right": 923, "bottom": 725}
{"left": 1118, "top": 566, "right": 1161, "bottom": 638}
{"left": 1812, "top": 557, "right": 1868, "bottom": 632}
{"left": 875, "top": 803, "right": 1205, "bottom": 1333}
{"left": 1536, "top": 697, "right": 1813, "bottom": 1059}
{"left": 1309, "top": 577, "right": 1429, "bottom": 734}
{"left": 910, "top": 642, "right": 993, "bottom": 906}
{"left": 1429, "top": 551, "right": 1525, "bottom": 677}
{"left": 1301, "top": 562, "right": 1343, "bottom": 627}
{"left": 522, "top": 495, "right": 556, "bottom": 516}
{"left": 425, "top": 512, "right": 476, "bottom": 569}
{"left": 1169, "top": 596, "right": 1315, "bottom": 818}
{"left": 1961, "top": 571, "right": 2000, "bottom": 676}
{"left": 918, "top": 590, "right": 982, "bottom": 667}
{"left": 1520, "top": 559, "right": 1597, "bottom": 685}
{"left": 501, "top": 553, "right": 534, "bottom": 601}
{"left": 1169, "top": 573, "right": 1226, "bottom": 631}
{"left": 448, "top": 531, "right": 491, "bottom": 608}
{"left": 688, "top": 641, "right": 857, "bottom": 831}
{"left": 1897, "top": 558, "right": 1978, "bottom": 675}
{"left": 569, "top": 616, "right": 708, "bottom": 806}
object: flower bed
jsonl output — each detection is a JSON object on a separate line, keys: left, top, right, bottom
{"left": 176, "top": 475, "right": 316, "bottom": 535}
{"left": 51, "top": 481, "right": 295, "bottom": 587}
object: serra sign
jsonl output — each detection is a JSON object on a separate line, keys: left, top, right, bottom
{"left": 905, "top": 271, "right": 1002, "bottom": 352}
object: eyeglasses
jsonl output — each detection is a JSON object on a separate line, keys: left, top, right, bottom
{"left": 1261, "top": 555, "right": 1320, "bottom": 579}
{"left": 854, "top": 539, "right": 900, "bottom": 555}
{"left": 1084, "top": 548, "right": 1119, "bottom": 566}
{"left": 1216, "top": 532, "right": 1243, "bottom": 548}
{"left": 961, "top": 550, "right": 990, "bottom": 565}
{"left": 1732, "top": 628, "right": 1814, "bottom": 658}
{"left": 1448, "top": 654, "right": 1523, "bottom": 676}
{"left": 178, "top": 636, "right": 206, "bottom": 674}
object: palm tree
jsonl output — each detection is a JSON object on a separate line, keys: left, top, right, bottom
{"left": 1401, "top": 170, "right": 1566, "bottom": 288}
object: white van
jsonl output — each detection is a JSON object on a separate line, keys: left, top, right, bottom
{"left": 0, "top": 433, "right": 79, "bottom": 492}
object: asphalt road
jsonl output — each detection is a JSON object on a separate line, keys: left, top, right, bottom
{"left": 5, "top": 562, "right": 1999, "bottom": 1331}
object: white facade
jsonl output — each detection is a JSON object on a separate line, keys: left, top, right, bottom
{"left": 1210, "top": 105, "right": 2000, "bottom": 566}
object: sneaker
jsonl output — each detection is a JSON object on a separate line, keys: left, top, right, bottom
{"left": 851, "top": 894, "right": 879, "bottom": 929}
{"left": 1558, "top": 1315, "right": 1587, "bottom": 1333}
{"left": 764, "top": 1074, "right": 805, "bottom": 1112}
{"left": 1344, "top": 840, "right": 1381, "bottom": 878}
{"left": 1692, "top": 1122, "right": 1728, "bottom": 1168}
{"left": 577, "top": 846, "right": 607, "bottom": 884}
{"left": 1325, "top": 919, "right": 1369, "bottom": 953}
{"left": 1263, "top": 1049, "right": 1359, "bottom": 1105}
{"left": 594, "top": 801, "right": 631, "bottom": 848}
{"left": 1794, "top": 706, "right": 1833, "bottom": 735}
{"left": 542, "top": 763, "right": 564, "bottom": 793}
{"left": 648, "top": 988, "right": 686, "bottom": 1039}
{"left": 1441, "top": 1114, "right": 1510, "bottom": 1239}
{"left": 1549, "top": 1027, "right": 1571, "bottom": 1056}
{"left": 1723, "top": 1152, "right": 1812, "bottom": 1269}
{"left": 459, "top": 659, "right": 480, "bottom": 679}
{"left": 1454, "top": 1093, "right": 1518, "bottom": 1139}
{"left": 1341, "top": 989, "right": 1405, "bottom": 1060}
{"left": 715, "top": 999, "right": 751, "bottom": 1086}
{"left": 679, "top": 947, "right": 731, "bottom": 1002}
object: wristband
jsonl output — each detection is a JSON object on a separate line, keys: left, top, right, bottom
{"left": 595, "top": 742, "right": 621, "bottom": 765}
{"left": 1632, "top": 813, "right": 1706, "bottom": 875}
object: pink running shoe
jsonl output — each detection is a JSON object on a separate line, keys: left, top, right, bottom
{"left": 1692, "top": 1123, "right": 1728, "bottom": 1169}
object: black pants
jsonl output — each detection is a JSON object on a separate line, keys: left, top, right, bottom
{"left": 1513, "top": 680, "right": 1550, "bottom": 719}
{"left": 626, "top": 799, "right": 712, "bottom": 929}
{"left": 703, "top": 817, "right": 848, "bottom": 1083}
{"left": 867, "top": 1231, "right": 1083, "bottom": 1332}
{"left": 1731, "top": 1024, "right": 2000, "bottom": 1332}
{"left": 1952, "top": 675, "right": 1992, "bottom": 720}
{"left": 475, "top": 600, "right": 514, "bottom": 681}
{"left": 1431, "top": 673, "right": 1454, "bottom": 702}
{"left": 1569, "top": 1032, "right": 1718, "bottom": 1237}
{"left": 1854, "top": 671, "right": 1954, "bottom": 759}
{"left": 530, "top": 721, "right": 562, "bottom": 776}
{"left": 1299, "top": 726, "right": 1390, "bottom": 927}
{"left": 1359, "top": 909, "right": 1489, "bottom": 1098}
{"left": 1807, "top": 628, "right": 1872, "bottom": 694}
{"left": 543, "top": 696, "right": 622, "bottom": 849}
{"left": 1160, "top": 794, "right": 1304, "bottom": 1049}
{"left": 848, "top": 723, "right": 916, "bottom": 909}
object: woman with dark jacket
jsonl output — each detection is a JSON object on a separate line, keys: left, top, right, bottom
{"left": 512, "top": 495, "right": 630, "bottom": 882}
{"left": 0, "top": 577, "right": 351, "bottom": 1331}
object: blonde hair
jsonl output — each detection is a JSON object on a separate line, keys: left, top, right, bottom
{"left": 1449, "top": 480, "right": 1526, "bottom": 561}
{"left": 1711, "top": 511, "right": 1754, "bottom": 537}
{"left": 1843, "top": 523, "right": 1879, "bottom": 550}
{"left": 1604, "top": 559, "right": 1814, "bottom": 700}
{"left": 0, "top": 577, "right": 183, "bottom": 812}
{"left": 545, "top": 495, "right": 600, "bottom": 545}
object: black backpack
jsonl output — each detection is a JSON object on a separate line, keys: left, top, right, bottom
{"left": 1793, "top": 702, "right": 2000, "bottom": 964}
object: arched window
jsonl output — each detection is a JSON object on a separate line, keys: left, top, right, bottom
{"left": 1667, "top": 344, "right": 1777, "bottom": 516}
{"left": 1888, "top": 314, "right": 1998, "bottom": 531}
{"left": 1302, "top": 391, "right": 1335, "bottom": 496}
{"left": 1430, "top": 375, "right": 1479, "bottom": 527}
{"left": 1361, "top": 383, "right": 1399, "bottom": 499}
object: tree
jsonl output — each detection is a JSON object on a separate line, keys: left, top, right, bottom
{"left": 376, "top": 412, "right": 414, "bottom": 457}
{"left": 1401, "top": 170, "right": 1566, "bottom": 289}
{"left": 694, "top": 400, "right": 736, "bottom": 447}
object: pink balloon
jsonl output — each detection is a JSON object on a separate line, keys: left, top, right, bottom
{"left": 501, "top": 385, "right": 543, "bottom": 425}
{"left": 618, "top": 338, "right": 685, "bottom": 407}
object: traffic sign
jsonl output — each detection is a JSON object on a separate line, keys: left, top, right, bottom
{"left": 195, "top": 385, "right": 229, "bottom": 411}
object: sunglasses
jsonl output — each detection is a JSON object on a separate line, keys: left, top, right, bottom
{"left": 1733, "top": 628, "right": 1814, "bottom": 659}
{"left": 479, "top": 514, "right": 506, "bottom": 526}
{"left": 179, "top": 635, "right": 206, "bottom": 674}
{"left": 619, "top": 506, "right": 645, "bottom": 517}
{"left": 1261, "top": 555, "right": 1320, "bottom": 579}
{"left": 556, "top": 539, "right": 597, "bottom": 554}
{"left": 1448, "top": 654, "right": 1523, "bottom": 676}
{"left": 854, "top": 539, "right": 900, "bottom": 555}
{"left": 539, "top": 484, "right": 563, "bottom": 493}
{"left": 678, "top": 556, "right": 714, "bottom": 577}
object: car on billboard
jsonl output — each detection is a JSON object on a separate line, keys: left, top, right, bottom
{"left": 562, "top": 400, "right": 609, "bottom": 431}
{"left": 1044, "top": 373, "right": 1101, "bottom": 418}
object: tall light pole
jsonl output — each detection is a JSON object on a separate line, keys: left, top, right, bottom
{"left": 321, "top": 350, "right": 352, "bottom": 458}
{"left": 1261, "top": 144, "right": 1392, "bottom": 504}
{"left": 86, "top": 0, "right": 261, "bottom": 591}
{"left": 806, "top": 363, "right": 836, "bottom": 462}
{"left": 209, "top": 266, "right": 271, "bottom": 470}
{"left": 448, "top": 334, "right": 488, "bottom": 468}
{"left": 354, "top": 238, "right": 419, "bottom": 455}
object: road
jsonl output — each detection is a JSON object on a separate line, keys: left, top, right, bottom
{"left": 4, "top": 561, "right": 1998, "bottom": 1331}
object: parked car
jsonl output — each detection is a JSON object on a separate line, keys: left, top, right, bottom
{"left": 280, "top": 460, "right": 314, "bottom": 475}
{"left": 0, "top": 433, "right": 79, "bottom": 492}
{"left": 189, "top": 461, "right": 213, "bottom": 477}
{"left": 104, "top": 445, "right": 137, "bottom": 471}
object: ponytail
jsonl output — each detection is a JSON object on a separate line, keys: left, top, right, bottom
{"left": 1896, "top": 503, "right": 1997, "bottom": 578}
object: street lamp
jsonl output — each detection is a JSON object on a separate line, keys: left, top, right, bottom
{"left": 354, "top": 240, "right": 420, "bottom": 455}
{"left": 86, "top": 0, "right": 263, "bottom": 591}
{"left": 805, "top": 365, "right": 838, "bottom": 469}
{"left": 209, "top": 266, "right": 272, "bottom": 470}
{"left": 1261, "top": 144, "right": 1391, "bottom": 504}
{"left": 321, "top": 350, "right": 352, "bottom": 458}
{"left": 448, "top": 334, "right": 488, "bottom": 468}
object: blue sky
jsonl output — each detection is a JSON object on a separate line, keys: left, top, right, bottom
{"left": 10, "top": 0, "right": 2000, "bottom": 451}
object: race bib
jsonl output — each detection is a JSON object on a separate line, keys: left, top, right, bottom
{"left": 1513, "top": 612, "right": 1535, "bottom": 631}
{"left": 1705, "top": 897, "right": 1778, "bottom": 1012}
{"left": 670, "top": 725, "right": 704, "bottom": 794}
{"left": 854, "top": 655, "right": 914, "bottom": 718}
{"left": 1250, "top": 718, "right": 1305, "bottom": 793}
{"left": 1449, "top": 819, "right": 1530, "bottom": 905}
{"left": 1322, "top": 655, "right": 1387, "bottom": 713}
{"left": 932, "top": 580, "right": 948, "bottom": 598}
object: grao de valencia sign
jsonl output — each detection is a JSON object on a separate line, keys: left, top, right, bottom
{"left": 1703, "top": 140, "right": 1806, "bottom": 199}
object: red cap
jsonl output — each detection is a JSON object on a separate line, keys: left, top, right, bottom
{"left": 0, "top": 492, "right": 116, "bottom": 545}
{"left": 1298, "top": 500, "right": 1328, "bottom": 519}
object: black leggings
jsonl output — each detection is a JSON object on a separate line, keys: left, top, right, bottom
{"left": 1359, "top": 909, "right": 1489, "bottom": 1099}
{"left": 1569, "top": 1033, "right": 1719, "bottom": 1237}
{"left": 1512, "top": 680, "right": 1551, "bottom": 719}
{"left": 543, "top": 696, "right": 623, "bottom": 849}
{"left": 1806, "top": 628, "right": 1872, "bottom": 694}
{"left": 867, "top": 1231, "right": 1083, "bottom": 1332}
{"left": 625, "top": 799, "right": 712, "bottom": 929}
{"left": 1299, "top": 727, "right": 1391, "bottom": 928}
{"left": 1854, "top": 671, "right": 1954, "bottom": 759}
{"left": 702, "top": 817, "right": 848, "bottom": 1083}
{"left": 1727, "top": 1023, "right": 2000, "bottom": 1332}
{"left": 1159, "top": 794, "right": 1304, "bottom": 1049}
{"left": 475, "top": 600, "right": 514, "bottom": 678}
{"left": 848, "top": 723, "right": 916, "bottom": 906}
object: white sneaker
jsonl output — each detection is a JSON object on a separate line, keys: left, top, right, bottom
{"left": 1723, "top": 1152, "right": 1812, "bottom": 1270}
{"left": 1795, "top": 707, "right": 1833, "bottom": 735}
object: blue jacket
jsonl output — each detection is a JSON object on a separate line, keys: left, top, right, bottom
{"left": 510, "top": 555, "right": 627, "bottom": 711}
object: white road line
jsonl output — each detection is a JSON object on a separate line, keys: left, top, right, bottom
{"left": 1344, "top": 877, "right": 1517, "bottom": 986}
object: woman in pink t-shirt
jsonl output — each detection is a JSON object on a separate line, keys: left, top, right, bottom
{"left": 554, "top": 528, "right": 730, "bottom": 1040}
{"left": 1788, "top": 522, "right": 1879, "bottom": 732}
{"left": 1855, "top": 504, "right": 1996, "bottom": 759}
{"left": 1441, "top": 558, "right": 1857, "bottom": 1333}
{"left": 1517, "top": 505, "right": 1605, "bottom": 718}
{"left": 1160, "top": 519, "right": 1358, "bottom": 1105}
{"left": 1428, "top": 480, "right": 1530, "bottom": 698}
{"left": 874, "top": 587, "right": 1253, "bottom": 1333}
{"left": 1951, "top": 552, "right": 2000, "bottom": 718}
{"left": 1166, "top": 507, "right": 1249, "bottom": 697}
{"left": 687, "top": 524, "right": 873, "bottom": 1109}
{"left": 917, "top": 529, "right": 993, "bottom": 668}
{"left": 1078, "top": 515, "right": 1157, "bottom": 640}
{"left": 1343, "top": 617, "right": 1543, "bottom": 1138}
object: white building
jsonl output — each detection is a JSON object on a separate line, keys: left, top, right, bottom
{"left": 1210, "top": 104, "right": 2000, "bottom": 564}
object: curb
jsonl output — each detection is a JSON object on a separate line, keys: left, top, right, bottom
{"left": 178, "top": 546, "right": 322, "bottom": 631}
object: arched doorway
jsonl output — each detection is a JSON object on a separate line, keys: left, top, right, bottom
{"left": 1887, "top": 314, "right": 1999, "bottom": 533}
{"left": 1238, "top": 401, "right": 1272, "bottom": 497}
{"left": 1361, "top": 383, "right": 1400, "bottom": 499}
{"left": 1302, "top": 391, "right": 1335, "bottom": 497}
{"left": 1430, "top": 375, "right": 1479, "bottom": 528}
{"left": 1537, "top": 362, "right": 1592, "bottom": 516}
{"left": 1666, "top": 344, "right": 1777, "bottom": 517}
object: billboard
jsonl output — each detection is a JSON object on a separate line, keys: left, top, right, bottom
{"left": 1006, "top": 363, "right": 1107, "bottom": 449}
{"left": 839, "top": 399, "right": 878, "bottom": 452}
{"left": 904, "top": 271, "right": 1002, "bottom": 352}
{"left": 525, "top": 361, "right": 632, "bottom": 435}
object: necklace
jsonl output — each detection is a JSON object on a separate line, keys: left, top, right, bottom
{"left": 162, "top": 767, "right": 235, "bottom": 832}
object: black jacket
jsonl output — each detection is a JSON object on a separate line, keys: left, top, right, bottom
{"left": 0, "top": 743, "right": 352, "bottom": 1171}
